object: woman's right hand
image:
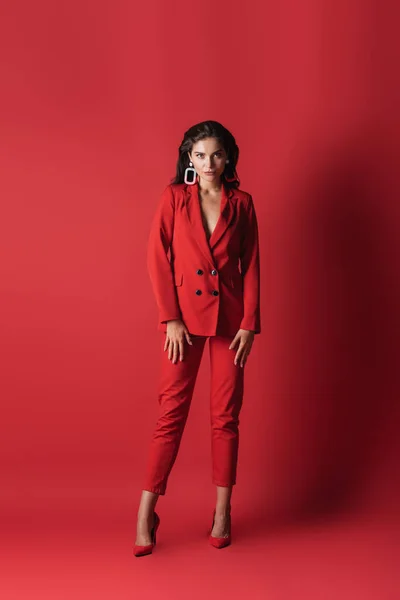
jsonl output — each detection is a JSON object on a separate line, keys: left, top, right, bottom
{"left": 164, "top": 320, "right": 193, "bottom": 363}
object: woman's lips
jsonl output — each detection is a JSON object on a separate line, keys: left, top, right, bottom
{"left": 204, "top": 171, "right": 215, "bottom": 174}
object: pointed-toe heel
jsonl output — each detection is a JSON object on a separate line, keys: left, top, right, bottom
{"left": 209, "top": 509, "right": 231, "bottom": 549}
{"left": 133, "top": 511, "right": 160, "bottom": 557}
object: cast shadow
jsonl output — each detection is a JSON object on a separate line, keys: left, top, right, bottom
{"left": 257, "top": 125, "right": 398, "bottom": 524}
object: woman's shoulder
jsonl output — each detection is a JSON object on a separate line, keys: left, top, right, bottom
{"left": 157, "top": 182, "right": 185, "bottom": 204}
{"left": 161, "top": 182, "right": 186, "bottom": 198}
{"left": 230, "top": 186, "right": 254, "bottom": 209}
{"left": 234, "top": 186, "right": 252, "bottom": 200}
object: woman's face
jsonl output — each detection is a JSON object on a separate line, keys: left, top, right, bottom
{"left": 188, "top": 137, "right": 228, "bottom": 185}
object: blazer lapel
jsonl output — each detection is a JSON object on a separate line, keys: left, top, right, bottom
{"left": 184, "top": 181, "right": 236, "bottom": 267}
{"left": 209, "top": 183, "right": 236, "bottom": 249}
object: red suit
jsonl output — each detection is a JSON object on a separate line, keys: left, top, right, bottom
{"left": 147, "top": 181, "right": 261, "bottom": 336}
{"left": 143, "top": 180, "right": 261, "bottom": 495}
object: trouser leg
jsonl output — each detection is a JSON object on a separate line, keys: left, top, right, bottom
{"left": 142, "top": 334, "right": 207, "bottom": 495}
{"left": 209, "top": 335, "right": 245, "bottom": 487}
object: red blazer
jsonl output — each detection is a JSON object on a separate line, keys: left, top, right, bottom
{"left": 147, "top": 180, "right": 261, "bottom": 337}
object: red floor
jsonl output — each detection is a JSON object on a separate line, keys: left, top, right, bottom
{"left": 1, "top": 480, "right": 397, "bottom": 600}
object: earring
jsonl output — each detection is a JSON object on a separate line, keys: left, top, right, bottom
{"left": 184, "top": 161, "right": 197, "bottom": 185}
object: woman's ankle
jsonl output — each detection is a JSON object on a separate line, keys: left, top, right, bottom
{"left": 137, "top": 508, "right": 155, "bottom": 522}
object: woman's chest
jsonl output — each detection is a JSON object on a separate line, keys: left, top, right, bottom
{"left": 198, "top": 193, "right": 222, "bottom": 241}
{"left": 173, "top": 196, "right": 243, "bottom": 259}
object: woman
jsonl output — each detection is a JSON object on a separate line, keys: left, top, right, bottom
{"left": 134, "top": 120, "right": 261, "bottom": 556}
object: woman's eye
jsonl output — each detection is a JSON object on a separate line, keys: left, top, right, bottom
{"left": 196, "top": 153, "right": 222, "bottom": 158}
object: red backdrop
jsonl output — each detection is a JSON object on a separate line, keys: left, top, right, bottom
{"left": 1, "top": 1, "right": 398, "bottom": 598}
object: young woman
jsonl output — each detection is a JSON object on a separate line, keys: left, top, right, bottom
{"left": 134, "top": 120, "right": 261, "bottom": 556}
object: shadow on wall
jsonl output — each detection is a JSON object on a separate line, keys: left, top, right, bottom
{"left": 261, "top": 122, "right": 399, "bottom": 521}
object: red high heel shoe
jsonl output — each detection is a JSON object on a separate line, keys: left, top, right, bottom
{"left": 133, "top": 511, "right": 160, "bottom": 557}
{"left": 209, "top": 509, "right": 231, "bottom": 548}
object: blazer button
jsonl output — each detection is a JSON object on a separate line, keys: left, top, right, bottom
{"left": 211, "top": 269, "right": 217, "bottom": 276}
{"left": 195, "top": 289, "right": 202, "bottom": 295}
{"left": 212, "top": 290, "right": 219, "bottom": 296}
{"left": 196, "top": 269, "right": 204, "bottom": 275}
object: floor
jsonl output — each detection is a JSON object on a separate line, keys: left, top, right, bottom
{"left": 1, "top": 476, "right": 397, "bottom": 600}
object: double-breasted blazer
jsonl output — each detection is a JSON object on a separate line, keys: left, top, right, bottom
{"left": 147, "top": 180, "right": 261, "bottom": 337}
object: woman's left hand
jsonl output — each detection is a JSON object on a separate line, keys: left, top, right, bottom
{"left": 229, "top": 329, "right": 255, "bottom": 367}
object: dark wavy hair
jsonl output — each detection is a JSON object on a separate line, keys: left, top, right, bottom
{"left": 171, "top": 120, "right": 240, "bottom": 189}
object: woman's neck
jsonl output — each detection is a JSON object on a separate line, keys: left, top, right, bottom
{"left": 197, "top": 176, "right": 223, "bottom": 194}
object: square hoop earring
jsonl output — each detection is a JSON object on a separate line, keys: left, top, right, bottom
{"left": 184, "top": 161, "right": 197, "bottom": 185}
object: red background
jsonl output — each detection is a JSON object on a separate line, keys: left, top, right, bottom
{"left": 1, "top": 1, "right": 399, "bottom": 598}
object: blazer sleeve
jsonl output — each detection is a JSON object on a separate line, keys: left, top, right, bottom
{"left": 147, "top": 184, "right": 182, "bottom": 325}
{"left": 239, "top": 194, "right": 261, "bottom": 333}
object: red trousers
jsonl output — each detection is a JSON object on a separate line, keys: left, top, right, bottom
{"left": 142, "top": 335, "right": 245, "bottom": 495}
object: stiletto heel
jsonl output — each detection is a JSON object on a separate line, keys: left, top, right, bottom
{"left": 209, "top": 509, "right": 231, "bottom": 548}
{"left": 133, "top": 511, "right": 160, "bottom": 557}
